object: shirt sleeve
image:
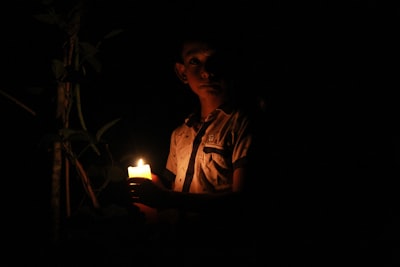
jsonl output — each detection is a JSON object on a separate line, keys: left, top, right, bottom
{"left": 232, "top": 112, "right": 253, "bottom": 170}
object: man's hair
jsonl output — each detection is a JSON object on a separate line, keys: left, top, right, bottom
{"left": 172, "top": 29, "right": 238, "bottom": 64}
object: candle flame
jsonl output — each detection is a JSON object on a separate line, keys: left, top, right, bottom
{"left": 128, "top": 158, "right": 152, "bottom": 179}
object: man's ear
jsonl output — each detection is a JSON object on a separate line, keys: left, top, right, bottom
{"left": 174, "top": 62, "right": 188, "bottom": 84}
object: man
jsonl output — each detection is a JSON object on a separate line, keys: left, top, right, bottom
{"left": 128, "top": 31, "right": 260, "bottom": 257}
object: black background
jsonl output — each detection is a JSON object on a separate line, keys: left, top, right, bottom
{"left": 3, "top": 0, "right": 390, "bottom": 169}
{"left": 1, "top": 0, "right": 397, "bottom": 265}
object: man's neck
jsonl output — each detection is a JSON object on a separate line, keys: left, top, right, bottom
{"left": 199, "top": 97, "right": 226, "bottom": 120}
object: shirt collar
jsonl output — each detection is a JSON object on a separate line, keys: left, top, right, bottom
{"left": 184, "top": 103, "right": 233, "bottom": 127}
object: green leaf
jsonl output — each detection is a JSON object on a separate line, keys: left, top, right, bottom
{"left": 96, "top": 118, "right": 122, "bottom": 142}
{"left": 80, "top": 42, "right": 102, "bottom": 72}
{"left": 80, "top": 42, "right": 99, "bottom": 58}
{"left": 51, "top": 59, "right": 65, "bottom": 79}
{"left": 104, "top": 29, "right": 125, "bottom": 39}
{"left": 33, "top": 13, "right": 59, "bottom": 25}
{"left": 33, "top": 8, "right": 66, "bottom": 29}
{"left": 60, "top": 128, "right": 94, "bottom": 143}
{"left": 86, "top": 56, "right": 102, "bottom": 73}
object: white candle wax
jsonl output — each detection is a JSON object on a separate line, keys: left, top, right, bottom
{"left": 128, "top": 159, "right": 152, "bottom": 179}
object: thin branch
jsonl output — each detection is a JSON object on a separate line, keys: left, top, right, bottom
{"left": 0, "top": 89, "right": 36, "bottom": 116}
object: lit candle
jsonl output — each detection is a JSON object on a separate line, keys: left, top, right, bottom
{"left": 128, "top": 158, "right": 152, "bottom": 179}
{"left": 127, "top": 158, "right": 157, "bottom": 223}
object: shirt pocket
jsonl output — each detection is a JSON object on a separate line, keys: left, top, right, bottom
{"left": 203, "top": 145, "right": 232, "bottom": 170}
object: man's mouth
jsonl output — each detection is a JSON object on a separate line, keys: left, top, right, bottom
{"left": 199, "top": 84, "right": 221, "bottom": 89}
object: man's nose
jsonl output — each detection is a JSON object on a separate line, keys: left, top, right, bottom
{"left": 201, "top": 68, "right": 215, "bottom": 79}
{"left": 201, "top": 60, "right": 219, "bottom": 79}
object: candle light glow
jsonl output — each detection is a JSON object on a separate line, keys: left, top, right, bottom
{"left": 127, "top": 158, "right": 157, "bottom": 223}
{"left": 128, "top": 158, "right": 152, "bottom": 179}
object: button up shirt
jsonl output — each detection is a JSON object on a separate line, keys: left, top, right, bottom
{"left": 164, "top": 104, "right": 253, "bottom": 193}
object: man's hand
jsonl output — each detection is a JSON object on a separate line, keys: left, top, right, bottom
{"left": 128, "top": 177, "right": 169, "bottom": 208}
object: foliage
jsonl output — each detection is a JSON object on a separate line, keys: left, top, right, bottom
{"left": 1, "top": 0, "right": 131, "bottom": 221}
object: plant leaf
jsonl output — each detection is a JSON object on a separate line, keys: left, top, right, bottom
{"left": 103, "top": 29, "right": 125, "bottom": 39}
{"left": 51, "top": 59, "right": 65, "bottom": 80}
{"left": 60, "top": 128, "right": 94, "bottom": 143}
{"left": 96, "top": 118, "right": 122, "bottom": 142}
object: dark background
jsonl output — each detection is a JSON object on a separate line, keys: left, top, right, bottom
{"left": 3, "top": 0, "right": 390, "bottom": 169}
{"left": 1, "top": 0, "right": 397, "bottom": 265}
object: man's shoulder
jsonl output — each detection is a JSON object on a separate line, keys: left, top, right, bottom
{"left": 171, "top": 120, "right": 191, "bottom": 136}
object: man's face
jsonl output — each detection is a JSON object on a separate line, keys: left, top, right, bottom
{"left": 179, "top": 41, "right": 230, "bottom": 98}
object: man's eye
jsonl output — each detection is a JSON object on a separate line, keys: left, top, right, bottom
{"left": 188, "top": 58, "right": 201, "bottom": 65}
